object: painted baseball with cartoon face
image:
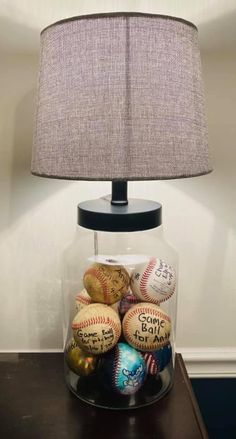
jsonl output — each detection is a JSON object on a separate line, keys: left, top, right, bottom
{"left": 101, "top": 343, "right": 147, "bottom": 395}
{"left": 72, "top": 303, "right": 121, "bottom": 355}
{"left": 122, "top": 302, "right": 171, "bottom": 352}
{"left": 83, "top": 263, "right": 130, "bottom": 305}
{"left": 130, "top": 257, "right": 176, "bottom": 304}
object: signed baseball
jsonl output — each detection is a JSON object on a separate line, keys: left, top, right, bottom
{"left": 72, "top": 303, "right": 121, "bottom": 355}
{"left": 83, "top": 263, "right": 130, "bottom": 305}
{"left": 101, "top": 342, "right": 147, "bottom": 395}
{"left": 130, "top": 257, "right": 176, "bottom": 304}
{"left": 122, "top": 302, "right": 171, "bottom": 351}
{"left": 75, "top": 288, "right": 92, "bottom": 312}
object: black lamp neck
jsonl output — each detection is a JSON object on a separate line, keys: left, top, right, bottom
{"left": 78, "top": 180, "right": 162, "bottom": 231}
{"left": 111, "top": 180, "right": 128, "bottom": 206}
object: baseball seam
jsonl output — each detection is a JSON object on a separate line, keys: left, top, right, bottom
{"left": 124, "top": 306, "right": 171, "bottom": 323}
{"left": 139, "top": 258, "right": 176, "bottom": 304}
{"left": 85, "top": 267, "right": 110, "bottom": 304}
{"left": 75, "top": 295, "right": 91, "bottom": 306}
{"left": 113, "top": 344, "right": 120, "bottom": 392}
{"left": 72, "top": 315, "right": 121, "bottom": 341}
{"left": 143, "top": 353, "right": 159, "bottom": 375}
{"left": 156, "top": 285, "right": 176, "bottom": 304}
{"left": 139, "top": 257, "right": 157, "bottom": 302}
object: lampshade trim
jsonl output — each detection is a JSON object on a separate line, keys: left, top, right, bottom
{"left": 41, "top": 12, "right": 197, "bottom": 36}
{"left": 31, "top": 169, "right": 213, "bottom": 182}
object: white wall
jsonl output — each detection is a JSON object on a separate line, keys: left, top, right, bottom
{"left": 0, "top": 9, "right": 236, "bottom": 375}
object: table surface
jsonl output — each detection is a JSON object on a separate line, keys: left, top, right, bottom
{"left": 0, "top": 353, "right": 208, "bottom": 439}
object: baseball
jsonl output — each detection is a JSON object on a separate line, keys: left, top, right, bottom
{"left": 122, "top": 302, "right": 171, "bottom": 352}
{"left": 65, "top": 337, "right": 98, "bottom": 376}
{"left": 142, "top": 343, "right": 172, "bottom": 375}
{"left": 118, "top": 293, "right": 140, "bottom": 319}
{"left": 130, "top": 257, "right": 176, "bottom": 304}
{"left": 72, "top": 303, "right": 121, "bottom": 355}
{"left": 110, "top": 301, "right": 120, "bottom": 314}
{"left": 75, "top": 288, "right": 92, "bottom": 312}
{"left": 83, "top": 263, "right": 130, "bottom": 305}
{"left": 101, "top": 342, "right": 147, "bottom": 395}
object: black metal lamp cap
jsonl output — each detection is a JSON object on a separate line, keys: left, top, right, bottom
{"left": 78, "top": 196, "right": 162, "bottom": 232}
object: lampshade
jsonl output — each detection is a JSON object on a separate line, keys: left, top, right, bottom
{"left": 32, "top": 12, "right": 212, "bottom": 181}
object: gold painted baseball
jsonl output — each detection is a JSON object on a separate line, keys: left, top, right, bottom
{"left": 72, "top": 303, "right": 121, "bottom": 355}
{"left": 75, "top": 288, "right": 92, "bottom": 312}
{"left": 83, "top": 263, "right": 130, "bottom": 305}
{"left": 122, "top": 303, "right": 171, "bottom": 352}
{"left": 65, "top": 337, "right": 98, "bottom": 376}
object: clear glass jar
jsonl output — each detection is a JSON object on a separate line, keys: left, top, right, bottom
{"left": 62, "top": 224, "right": 178, "bottom": 409}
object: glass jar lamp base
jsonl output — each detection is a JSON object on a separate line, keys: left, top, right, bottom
{"left": 65, "top": 361, "right": 174, "bottom": 410}
{"left": 62, "top": 200, "right": 178, "bottom": 410}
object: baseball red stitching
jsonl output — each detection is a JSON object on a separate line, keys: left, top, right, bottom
{"left": 143, "top": 353, "right": 159, "bottom": 375}
{"left": 75, "top": 294, "right": 91, "bottom": 305}
{"left": 124, "top": 306, "right": 171, "bottom": 323}
{"left": 84, "top": 267, "right": 110, "bottom": 303}
{"left": 139, "top": 257, "right": 157, "bottom": 302}
{"left": 72, "top": 315, "right": 121, "bottom": 341}
{"left": 157, "top": 285, "right": 176, "bottom": 304}
{"left": 139, "top": 258, "right": 176, "bottom": 304}
{"left": 113, "top": 344, "right": 120, "bottom": 391}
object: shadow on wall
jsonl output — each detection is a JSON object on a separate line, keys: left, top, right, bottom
{"left": 7, "top": 90, "right": 69, "bottom": 350}
{"left": 198, "top": 7, "right": 236, "bottom": 52}
{"left": 0, "top": 12, "right": 70, "bottom": 233}
{"left": 189, "top": 7, "right": 236, "bottom": 232}
{"left": 168, "top": 46, "right": 236, "bottom": 342}
{"left": 8, "top": 89, "right": 69, "bottom": 228}
{"left": 28, "top": 276, "right": 63, "bottom": 350}
{"left": 0, "top": 6, "right": 44, "bottom": 54}
{"left": 168, "top": 52, "right": 236, "bottom": 229}
{"left": 0, "top": 13, "right": 39, "bottom": 54}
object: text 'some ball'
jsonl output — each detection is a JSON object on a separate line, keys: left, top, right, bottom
{"left": 131, "top": 257, "right": 176, "bottom": 304}
{"left": 122, "top": 302, "right": 171, "bottom": 352}
{"left": 72, "top": 303, "right": 121, "bottom": 355}
{"left": 83, "top": 263, "right": 130, "bottom": 305}
{"left": 75, "top": 288, "right": 92, "bottom": 312}
{"left": 101, "top": 342, "right": 147, "bottom": 395}
{"left": 65, "top": 338, "right": 98, "bottom": 376}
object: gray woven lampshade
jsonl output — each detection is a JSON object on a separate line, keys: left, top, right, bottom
{"left": 32, "top": 12, "right": 212, "bottom": 180}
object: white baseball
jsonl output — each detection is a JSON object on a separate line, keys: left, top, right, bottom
{"left": 75, "top": 288, "right": 92, "bottom": 312}
{"left": 122, "top": 302, "right": 171, "bottom": 351}
{"left": 72, "top": 303, "right": 121, "bottom": 355}
{"left": 130, "top": 257, "right": 176, "bottom": 304}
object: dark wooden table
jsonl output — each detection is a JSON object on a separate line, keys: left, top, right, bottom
{"left": 0, "top": 353, "right": 208, "bottom": 439}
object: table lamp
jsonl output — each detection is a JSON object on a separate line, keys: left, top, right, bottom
{"left": 32, "top": 13, "right": 212, "bottom": 409}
